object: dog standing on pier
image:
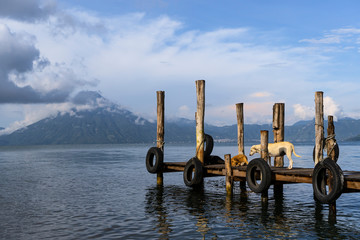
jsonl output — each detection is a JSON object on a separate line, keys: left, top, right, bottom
{"left": 249, "top": 141, "right": 301, "bottom": 169}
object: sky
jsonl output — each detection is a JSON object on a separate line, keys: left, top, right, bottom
{"left": 1, "top": 0, "right": 360, "bottom": 134}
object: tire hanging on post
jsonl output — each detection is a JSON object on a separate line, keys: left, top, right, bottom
{"left": 183, "top": 157, "right": 204, "bottom": 187}
{"left": 246, "top": 158, "right": 272, "bottom": 193}
{"left": 145, "top": 147, "right": 164, "bottom": 174}
{"left": 312, "top": 157, "right": 344, "bottom": 204}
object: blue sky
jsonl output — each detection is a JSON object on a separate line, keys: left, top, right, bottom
{"left": 1, "top": 0, "right": 360, "bottom": 133}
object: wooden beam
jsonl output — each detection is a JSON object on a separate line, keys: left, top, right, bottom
{"left": 273, "top": 103, "right": 285, "bottom": 167}
{"left": 261, "top": 130, "right": 269, "bottom": 164}
{"left": 315, "top": 91, "right": 324, "bottom": 165}
{"left": 327, "top": 115, "right": 336, "bottom": 161}
{"left": 225, "top": 154, "right": 233, "bottom": 195}
{"left": 260, "top": 130, "right": 269, "bottom": 202}
{"left": 236, "top": 103, "right": 245, "bottom": 155}
{"left": 195, "top": 80, "right": 205, "bottom": 164}
{"left": 156, "top": 91, "right": 165, "bottom": 185}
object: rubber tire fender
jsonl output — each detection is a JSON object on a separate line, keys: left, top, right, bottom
{"left": 145, "top": 147, "right": 164, "bottom": 174}
{"left": 246, "top": 158, "right": 272, "bottom": 193}
{"left": 183, "top": 157, "right": 204, "bottom": 187}
{"left": 204, "top": 134, "right": 214, "bottom": 158}
{"left": 312, "top": 140, "right": 339, "bottom": 163}
{"left": 312, "top": 157, "right": 344, "bottom": 204}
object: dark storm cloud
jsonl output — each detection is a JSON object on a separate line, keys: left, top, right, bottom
{"left": 0, "top": 0, "right": 56, "bottom": 22}
{"left": 0, "top": 25, "right": 94, "bottom": 104}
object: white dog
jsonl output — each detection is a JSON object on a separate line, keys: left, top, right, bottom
{"left": 249, "top": 141, "right": 301, "bottom": 169}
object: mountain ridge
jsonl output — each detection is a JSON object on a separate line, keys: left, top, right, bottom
{"left": 1, "top": 91, "right": 360, "bottom": 146}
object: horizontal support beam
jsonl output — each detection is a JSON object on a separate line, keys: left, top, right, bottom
{"left": 160, "top": 162, "right": 360, "bottom": 192}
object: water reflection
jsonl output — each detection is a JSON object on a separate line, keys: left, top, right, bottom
{"left": 145, "top": 182, "right": 360, "bottom": 239}
{"left": 145, "top": 185, "right": 172, "bottom": 239}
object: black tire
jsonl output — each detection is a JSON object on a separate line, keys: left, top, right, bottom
{"left": 312, "top": 158, "right": 344, "bottom": 204}
{"left": 312, "top": 140, "right": 339, "bottom": 163}
{"left": 183, "top": 157, "right": 204, "bottom": 187}
{"left": 204, "top": 134, "right": 214, "bottom": 158}
{"left": 246, "top": 158, "right": 272, "bottom": 193}
{"left": 145, "top": 147, "right": 164, "bottom": 174}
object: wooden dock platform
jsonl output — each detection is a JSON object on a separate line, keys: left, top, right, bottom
{"left": 147, "top": 85, "right": 360, "bottom": 213}
{"left": 163, "top": 162, "right": 360, "bottom": 193}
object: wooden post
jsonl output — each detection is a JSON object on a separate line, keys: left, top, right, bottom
{"left": 327, "top": 116, "right": 336, "bottom": 161}
{"left": 260, "top": 130, "right": 269, "bottom": 202}
{"left": 260, "top": 130, "right": 269, "bottom": 164}
{"left": 236, "top": 103, "right": 245, "bottom": 155}
{"left": 225, "top": 154, "right": 233, "bottom": 195}
{"left": 327, "top": 115, "right": 337, "bottom": 218}
{"left": 315, "top": 91, "right": 324, "bottom": 165}
{"left": 273, "top": 103, "right": 285, "bottom": 167}
{"left": 236, "top": 103, "right": 247, "bottom": 191}
{"left": 196, "top": 80, "right": 205, "bottom": 164}
{"left": 156, "top": 91, "right": 165, "bottom": 185}
{"left": 157, "top": 91, "right": 165, "bottom": 151}
{"left": 273, "top": 103, "right": 284, "bottom": 194}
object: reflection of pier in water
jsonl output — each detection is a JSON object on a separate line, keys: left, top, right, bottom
{"left": 145, "top": 184, "right": 348, "bottom": 239}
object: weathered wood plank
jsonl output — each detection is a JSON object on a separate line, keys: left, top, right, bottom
{"left": 273, "top": 103, "right": 285, "bottom": 167}
{"left": 195, "top": 80, "right": 205, "bottom": 164}
{"left": 260, "top": 130, "right": 269, "bottom": 164}
{"left": 236, "top": 103, "right": 245, "bottom": 155}
{"left": 315, "top": 91, "right": 324, "bottom": 165}
{"left": 225, "top": 154, "right": 233, "bottom": 195}
{"left": 156, "top": 91, "right": 165, "bottom": 185}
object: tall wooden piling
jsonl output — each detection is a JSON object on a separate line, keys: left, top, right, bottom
{"left": 273, "top": 103, "right": 285, "bottom": 194}
{"left": 273, "top": 103, "right": 285, "bottom": 167}
{"left": 261, "top": 130, "right": 269, "bottom": 164}
{"left": 236, "top": 103, "right": 245, "bottom": 155}
{"left": 196, "top": 80, "right": 205, "bottom": 164}
{"left": 157, "top": 91, "right": 165, "bottom": 151}
{"left": 225, "top": 154, "right": 233, "bottom": 195}
{"left": 260, "top": 130, "right": 269, "bottom": 201}
{"left": 157, "top": 91, "right": 165, "bottom": 185}
{"left": 236, "top": 103, "right": 246, "bottom": 191}
{"left": 327, "top": 116, "right": 336, "bottom": 161}
{"left": 327, "top": 115, "right": 337, "bottom": 216}
{"left": 315, "top": 91, "right": 324, "bottom": 165}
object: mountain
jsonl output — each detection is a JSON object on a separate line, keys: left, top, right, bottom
{"left": 0, "top": 106, "right": 155, "bottom": 145}
{"left": 1, "top": 91, "right": 360, "bottom": 145}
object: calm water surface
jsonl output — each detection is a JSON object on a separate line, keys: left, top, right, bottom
{"left": 1, "top": 143, "right": 360, "bottom": 239}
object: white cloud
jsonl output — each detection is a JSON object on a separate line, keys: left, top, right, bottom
{"left": 1, "top": 2, "right": 360, "bottom": 129}
{"left": 293, "top": 103, "right": 314, "bottom": 120}
{"left": 293, "top": 96, "right": 343, "bottom": 122}
{"left": 250, "top": 91, "right": 272, "bottom": 98}
{"left": 0, "top": 101, "right": 101, "bottom": 135}
{"left": 300, "top": 35, "right": 341, "bottom": 44}
{"left": 324, "top": 96, "right": 343, "bottom": 120}
{"left": 206, "top": 102, "right": 274, "bottom": 126}
{"left": 178, "top": 105, "right": 192, "bottom": 118}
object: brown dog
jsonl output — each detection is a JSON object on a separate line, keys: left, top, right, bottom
{"left": 231, "top": 154, "right": 248, "bottom": 167}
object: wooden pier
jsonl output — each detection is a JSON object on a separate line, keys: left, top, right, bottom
{"left": 145, "top": 80, "right": 360, "bottom": 215}
{"left": 162, "top": 163, "right": 360, "bottom": 193}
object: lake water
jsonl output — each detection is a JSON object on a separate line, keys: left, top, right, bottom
{"left": 1, "top": 143, "right": 360, "bottom": 239}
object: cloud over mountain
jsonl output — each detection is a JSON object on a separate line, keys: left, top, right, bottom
{"left": 0, "top": 23, "right": 97, "bottom": 104}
